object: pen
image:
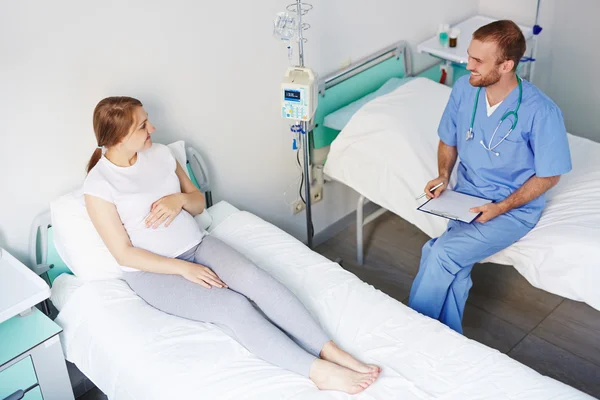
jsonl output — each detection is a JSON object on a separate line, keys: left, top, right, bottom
{"left": 415, "top": 182, "right": 445, "bottom": 200}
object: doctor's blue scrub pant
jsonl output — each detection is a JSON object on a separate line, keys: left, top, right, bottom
{"left": 408, "top": 213, "right": 532, "bottom": 334}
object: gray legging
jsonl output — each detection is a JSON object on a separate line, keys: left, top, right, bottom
{"left": 123, "top": 235, "right": 330, "bottom": 377}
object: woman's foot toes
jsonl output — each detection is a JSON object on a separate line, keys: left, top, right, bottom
{"left": 310, "top": 359, "right": 376, "bottom": 394}
{"left": 365, "top": 364, "right": 381, "bottom": 378}
{"left": 320, "top": 341, "right": 381, "bottom": 376}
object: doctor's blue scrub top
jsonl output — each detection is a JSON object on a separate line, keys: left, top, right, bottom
{"left": 438, "top": 75, "right": 572, "bottom": 227}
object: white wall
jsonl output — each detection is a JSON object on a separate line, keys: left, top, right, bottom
{"left": 0, "top": 0, "right": 478, "bottom": 265}
{"left": 479, "top": 0, "right": 600, "bottom": 141}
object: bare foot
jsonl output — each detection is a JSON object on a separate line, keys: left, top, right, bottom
{"left": 309, "top": 359, "right": 376, "bottom": 394}
{"left": 320, "top": 341, "right": 381, "bottom": 376}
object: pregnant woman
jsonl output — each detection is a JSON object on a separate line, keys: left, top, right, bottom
{"left": 83, "top": 96, "right": 380, "bottom": 394}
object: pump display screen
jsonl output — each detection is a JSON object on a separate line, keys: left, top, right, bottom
{"left": 284, "top": 89, "right": 301, "bottom": 101}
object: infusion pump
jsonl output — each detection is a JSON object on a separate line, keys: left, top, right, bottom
{"left": 281, "top": 67, "right": 318, "bottom": 122}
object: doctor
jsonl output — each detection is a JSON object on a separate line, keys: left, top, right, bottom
{"left": 408, "top": 20, "right": 572, "bottom": 333}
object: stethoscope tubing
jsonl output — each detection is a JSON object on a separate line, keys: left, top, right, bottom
{"left": 467, "top": 75, "right": 523, "bottom": 156}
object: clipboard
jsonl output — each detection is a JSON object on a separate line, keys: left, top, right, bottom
{"left": 417, "top": 190, "right": 492, "bottom": 223}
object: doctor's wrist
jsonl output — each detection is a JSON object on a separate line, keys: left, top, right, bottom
{"left": 496, "top": 200, "right": 512, "bottom": 214}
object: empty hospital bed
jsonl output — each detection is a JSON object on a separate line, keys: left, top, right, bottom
{"left": 318, "top": 43, "right": 600, "bottom": 312}
{"left": 30, "top": 140, "right": 593, "bottom": 399}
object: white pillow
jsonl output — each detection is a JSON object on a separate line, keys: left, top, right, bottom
{"left": 323, "top": 77, "right": 415, "bottom": 131}
{"left": 51, "top": 188, "right": 122, "bottom": 280}
{"left": 51, "top": 142, "right": 212, "bottom": 281}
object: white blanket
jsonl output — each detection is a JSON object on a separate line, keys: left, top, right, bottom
{"left": 51, "top": 203, "right": 591, "bottom": 399}
{"left": 323, "top": 77, "right": 600, "bottom": 311}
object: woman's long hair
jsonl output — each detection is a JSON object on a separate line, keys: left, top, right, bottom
{"left": 87, "top": 96, "right": 143, "bottom": 173}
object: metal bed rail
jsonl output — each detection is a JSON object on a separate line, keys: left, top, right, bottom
{"left": 319, "top": 40, "right": 412, "bottom": 95}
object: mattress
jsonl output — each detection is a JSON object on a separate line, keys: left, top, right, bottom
{"left": 323, "top": 77, "right": 600, "bottom": 311}
{"left": 51, "top": 201, "right": 591, "bottom": 399}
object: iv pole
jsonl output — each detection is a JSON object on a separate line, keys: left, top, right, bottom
{"left": 528, "top": 0, "right": 543, "bottom": 83}
{"left": 294, "top": 0, "right": 314, "bottom": 249}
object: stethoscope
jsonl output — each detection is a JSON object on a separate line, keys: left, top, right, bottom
{"left": 465, "top": 75, "right": 522, "bottom": 156}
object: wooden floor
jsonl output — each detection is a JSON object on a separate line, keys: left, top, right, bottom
{"left": 76, "top": 388, "right": 107, "bottom": 400}
{"left": 316, "top": 212, "right": 600, "bottom": 399}
{"left": 76, "top": 212, "right": 600, "bottom": 399}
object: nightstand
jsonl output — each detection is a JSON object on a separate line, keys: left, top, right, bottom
{"left": 0, "top": 248, "right": 74, "bottom": 400}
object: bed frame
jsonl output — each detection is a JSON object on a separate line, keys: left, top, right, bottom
{"left": 313, "top": 42, "right": 461, "bottom": 265}
{"left": 28, "top": 145, "right": 212, "bottom": 288}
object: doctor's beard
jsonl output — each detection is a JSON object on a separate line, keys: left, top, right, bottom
{"left": 469, "top": 68, "right": 501, "bottom": 87}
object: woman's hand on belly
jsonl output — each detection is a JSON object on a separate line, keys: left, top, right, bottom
{"left": 177, "top": 261, "right": 228, "bottom": 289}
{"left": 145, "top": 193, "right": 185, "bottom": 229}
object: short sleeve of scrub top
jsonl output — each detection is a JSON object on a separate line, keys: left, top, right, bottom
{"left": 437, "top": 78, "right": 466, "bottom": 147}
{"left": 530, "top": 104, "right": 572, "bottom": 177}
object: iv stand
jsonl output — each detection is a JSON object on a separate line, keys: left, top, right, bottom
{"left": 528, "top": 0, "right": 543, "bottom": 83}
{"left": 295, "top": 0, "right": 313, "bottom": 248}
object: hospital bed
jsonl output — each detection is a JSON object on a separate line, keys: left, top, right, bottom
{"left": 317, "top": 43, "right": 600, "bottom": 313}
{"left": 28, "top": 141, "right": 593, "bottom": 399}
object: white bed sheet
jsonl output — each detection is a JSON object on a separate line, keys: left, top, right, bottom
{"left": 323, "top": 77, "right": 600, "bottom": 311}
{"left": 51, "top": 201, "right": 591, "bottom": 399}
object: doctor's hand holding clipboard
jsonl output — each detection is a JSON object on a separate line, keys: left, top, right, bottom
{"left": 416, "top": 178, "right": 495, "bottom": 224}
{"left": 468, "top": 202, "right": 505, "bottom": 223}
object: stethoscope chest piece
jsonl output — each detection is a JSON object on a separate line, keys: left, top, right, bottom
{"left": 466, "top": 128, "right": 474, "bottom": 141}
{"left": 479, "top": 139, "right": 500, "bottom": 156}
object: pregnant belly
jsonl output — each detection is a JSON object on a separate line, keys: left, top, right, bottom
{"left": 128, "top": 211, "right": 203, "bottom": 257}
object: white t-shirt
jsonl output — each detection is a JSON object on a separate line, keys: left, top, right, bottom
{"left": 83, "top": 143, "right": 204, "bottom": 271}
{"left": 485, "top": 94, "right": 503, "bottom": 117}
